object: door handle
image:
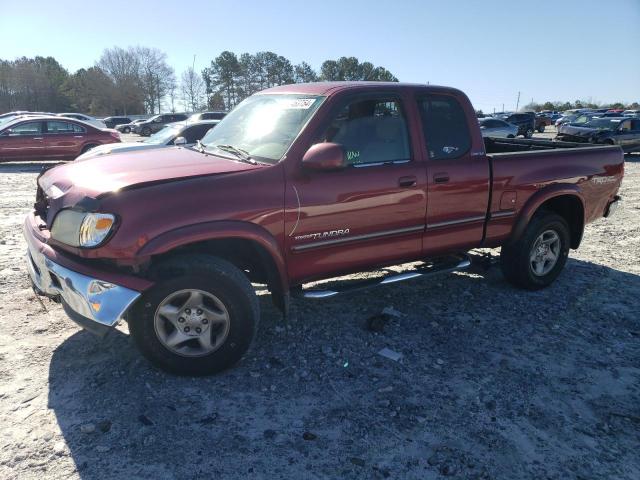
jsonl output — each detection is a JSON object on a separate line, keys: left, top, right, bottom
{"left": 433, "top": 172, "right": 450, "bottom": 183}
{"left": 398, "top": 176, "right": 417, "bottom": 188}
{"left": 33, "top": 137, "right": 43, "bottom": 140}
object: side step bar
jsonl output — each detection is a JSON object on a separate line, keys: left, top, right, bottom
{"left": 294, "top": 254, "right": 471, "bottom": 299}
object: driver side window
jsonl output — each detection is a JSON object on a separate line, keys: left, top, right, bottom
{"left": 317, "top": 97, "right": 411, "bottom": 166}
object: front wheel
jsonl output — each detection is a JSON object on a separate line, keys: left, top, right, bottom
{"left": 122, "top": 126, "right": 131, "bottom": 133}
{"left": 524, "top": 128, "right": 534, "bottom": 138}
{"left": 500, "top": 212, "right": 570, "bottom": 290}
{"left": 141, "top": 127, "right": 151, "bottom": 136}
{"left": 128, "top": 255, "right": 259, "bottom": 375}
{"left": 537, "top": 124, "right": 545, "bottom": 133}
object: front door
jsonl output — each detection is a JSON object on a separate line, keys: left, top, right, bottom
{"left": 44, "top": 120, "right": 86, "bottom": 159}
{"left": 0, "top": 121, "right": 45, "bottom": 161}
{"left": 285, "top": 95, "right": 427, "bottom": 284}
{"left": 416, "top": 93, "right": 491, "bottom": 255}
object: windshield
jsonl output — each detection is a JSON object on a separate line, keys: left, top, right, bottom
{"left": 584, "top": 119, "right": 621, "bottom": 130}
{"left": 200, "top": 94, "right": 324, "bottom": 164}
{"left": 145, "top": 126, "right": 180, "bottom": 144}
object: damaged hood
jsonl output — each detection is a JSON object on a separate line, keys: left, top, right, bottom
{"left": 558, "top": 124, "right": 600, "bottom": 137}
{"left": 39, "top": 146, "right": 263, "bottom": 200}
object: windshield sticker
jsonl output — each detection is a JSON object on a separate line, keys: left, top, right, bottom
{"left": 284, "top": 98, "right": 317, "bottom": 109}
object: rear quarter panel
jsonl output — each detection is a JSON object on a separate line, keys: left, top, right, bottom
{"left": 485, "top": 145, "right": 624, "bottom": 246}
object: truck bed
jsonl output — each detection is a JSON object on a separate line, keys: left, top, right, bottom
{"left": 484, "top": 136, "right": 617, "bottom": 154}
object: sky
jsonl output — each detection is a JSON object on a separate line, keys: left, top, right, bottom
{"left": 1, "top": 0, "right": 639, "bottom": 112}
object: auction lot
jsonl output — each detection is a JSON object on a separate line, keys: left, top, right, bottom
{"left": 0, "top": 132, "right": 639, "bottom": 479}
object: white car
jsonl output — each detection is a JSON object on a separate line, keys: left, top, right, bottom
{"left": 76, "top": 120, "right": 219, "bottom": 161}
{"left": 478, "top": 118, "right": 519, "bottom": 138}
{"left": 57, "top": 113, "right": 107, "bottom": 129}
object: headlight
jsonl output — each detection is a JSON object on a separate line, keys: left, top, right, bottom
{"left": 51, "top": 210, "right": 115, "bottom": 247}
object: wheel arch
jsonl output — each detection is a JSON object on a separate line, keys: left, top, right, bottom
{"left": 509, "top": 186, "right": 585, "bottom": 249}
{"left": 137, "top": 221, "right": 289, "bottom": 310}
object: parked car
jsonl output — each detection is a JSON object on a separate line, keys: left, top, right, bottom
{"left": 556, "top": 117, "right": 640, "bottom": 151}
{"left": 24, "top": 82, "right": 623, "bottom": 375}
{"left": 133, "top": 114, "right": 189, "bottom": 136}
{"left": 57, "top": 113, "right": 107, "bottom": 129}
{"left": 0, "top": 115, "right": 120, "bottom": 161}
{"left": 116, "top": 118, "right": 147, "bottom": 134}
{"left": 77, "top": 120, "right": 219, "bottom": 161}
{"left": 478, "top": 117, "right": 518, "bottom": 138}
{"left": 187, "top": 111, "right": 227, "bottom": 122}
{"left": 498, "top": 112, "right": 536, "bottom": 137}
{"left": 533, "top": 113, "right": 552, "bottom": 132}
{"left": 555, "top": 113, "right": 598, "bottom": 128}
{"left": 103, "top": 116, "right": 132, "bottom": 129}
{"left": 622, "top": 110, "right": 640, "bottom": 117}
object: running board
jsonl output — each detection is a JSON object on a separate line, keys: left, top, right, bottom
{"left": 295, "top": 254, "right": 471, "bottom": 299}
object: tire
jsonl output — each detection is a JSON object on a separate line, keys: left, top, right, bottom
{"left": 141, "top": 127, "right": 151, "bottom": 136}
{"left": 500, "top": 212, "right": 570, "bottom": 290}
{"left": 128, "top": 255, "right": 259, "bottom": 375}
{"left": 123, "top": 126, "right": 131, "bottom": 133}
{"left": 524, "top": 128, "right": 534, "bottom": 138}
{"left": 80, "top": 144, "right": 98, "bottom": 154}
{"left": 507, "top": 134, "right": 515, "bottom": 139}
{"left": 537, "top": 124, "right": 545, "bottom": 133}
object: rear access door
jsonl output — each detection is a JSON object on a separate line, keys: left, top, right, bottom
{"left": 415, "top": 92, "right": 490, "bottom": 255}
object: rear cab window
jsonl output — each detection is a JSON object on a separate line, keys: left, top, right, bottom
{"left": 417, "top": 94, "right": 471, "bottom": 160}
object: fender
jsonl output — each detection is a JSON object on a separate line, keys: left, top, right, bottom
{"left": 137, "top": 220, "right": 288, "bottom": 291}
{"left": 508, "top": 183, "right": 585, "bottom": 245}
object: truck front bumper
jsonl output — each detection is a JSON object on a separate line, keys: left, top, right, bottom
{"left": 23, "top": 217, "right": 142, "bottom": 337}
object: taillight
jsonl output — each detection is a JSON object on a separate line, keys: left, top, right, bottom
{"left": 109, "top": 131, "right": 120, "bottom": 141}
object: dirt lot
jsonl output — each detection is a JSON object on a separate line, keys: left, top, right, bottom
{"left": 0, "top": 139, "right": 638, "bottom": 479}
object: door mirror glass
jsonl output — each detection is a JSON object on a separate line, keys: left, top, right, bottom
{"left": 174, "top": 136, "right": 187, "bottom": 146}
{"left": 302, "top": 142, "right": 345, "bottom": 171}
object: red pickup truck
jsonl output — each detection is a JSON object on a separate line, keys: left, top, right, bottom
{"left": 24, "top": 82, "right": 623, "bottom": 375}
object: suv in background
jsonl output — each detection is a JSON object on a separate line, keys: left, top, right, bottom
{"left": 133, "top": 113, "right": 188, "bottom": 136}
{"left": 500, "top": 112, "right": 536, "bottom": 138}
{"left": 187, "top": 111, "right": 227, "bottom": 122}
{"left": 104, "top": 116, "right": 132, "bottom": 129}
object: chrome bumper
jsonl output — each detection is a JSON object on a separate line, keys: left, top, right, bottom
{"left": 25, "top": 239, "right": 141, "bottom": 337}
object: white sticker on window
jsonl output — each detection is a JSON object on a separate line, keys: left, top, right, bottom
{"left": 284, "top": 98, "right": 317, "bottom": 109}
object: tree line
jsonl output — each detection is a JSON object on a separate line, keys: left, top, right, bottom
{"left": 0, "top": 47, "right": 398, "bottom": 116}
{"left": 522, "top": 100, "right": 639, "bottom": 113}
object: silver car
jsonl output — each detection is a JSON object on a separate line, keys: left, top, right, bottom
{"left": 479, "top": 118, "right": 518, "bottom": 138}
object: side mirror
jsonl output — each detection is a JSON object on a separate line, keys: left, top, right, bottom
{"left": 174, "top": 136, "right": 187, "bottom": 146}
{"left": 302, "top": 142, "right": 345, "bottom": 171}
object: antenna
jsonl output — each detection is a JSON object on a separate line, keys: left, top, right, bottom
{"left": 515, "top": 91, "right": 521, "bottom": 111}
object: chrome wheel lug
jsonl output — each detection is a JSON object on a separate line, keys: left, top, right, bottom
{"left": 178, "top": 317, "right": 185, "bottom": 323}
{"left": 184, "top": 326, "right": 190, "bottom": 333}
{"left": 185, "top": 308, "right": 191, "bottom": 315}
{"left": 195, "top": 327, "right": 202, "bottom": 333}
{"left": 202, "top": 318, "right": 208, "bottom": 325}
{"left": 196, "top": 309, "right": 203, "bottom": 315}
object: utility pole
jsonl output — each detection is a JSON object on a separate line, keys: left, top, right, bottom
{"left": 515, "top": 91, "right": 521, "bottom": 112}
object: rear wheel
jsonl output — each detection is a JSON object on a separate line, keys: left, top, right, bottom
{"left": 500, "top": 212, "right": 570, "bottom": 290}
{"left": 141, "top": 126, "right": 151, "bottom": 136}
{"left": 524, "top": 128, "right": 534, "bottom": 138}
{"left": 507, "top": 134, "right": 515, "bottom": 139}
{"left": 128, "top": 255, "right": 259, "bottom": 375}
{"left": 80, "top": 144, "right": 98, "bottom": 154}
{"left": 122, "top": 126, "right": 131, "bottom": 133}
{"left": 537, "top": 124, "right": 545, "bottom": 133}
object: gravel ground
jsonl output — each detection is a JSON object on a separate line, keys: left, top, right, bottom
{"left": 0, "top": 137, "right": 638, "bottom": 479}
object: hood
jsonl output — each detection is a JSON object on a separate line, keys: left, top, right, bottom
{"left": 77, "top": 142, "right": 165, "bottom": 160}
{"left": 39, "top": 146, "right": 263, "bottom": 200}
{"left": 558, "top": 124, "right": 598, "bottom": 136}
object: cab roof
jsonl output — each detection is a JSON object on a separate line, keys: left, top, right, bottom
{"left": 259, "top": 81, "right": 464, "bottom": 97}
